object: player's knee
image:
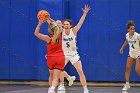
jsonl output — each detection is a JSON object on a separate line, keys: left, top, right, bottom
{"left": 62, "top": 71, "right": 66, "bottom": 74}
{"left": 126, "top": 66, "right": 131, "bottom": 72}
{"left": 77, "top": 67, "right": 83, "bottom": 75}
{"left": 53, "top": 77, "right": 59, "bottom": 82}
{"left": 50, "top": 72, "right": 53, "bottom": 76}
{"left": 49, "top": 71, "right": 53, "bottom": 76}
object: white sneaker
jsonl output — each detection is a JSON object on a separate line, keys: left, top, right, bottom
{"left": 84, "top": 89, "right": 89, "bottom": 93}
{"left": 57, "top": 85, "right": 66, "bottom": 91}
{"left": 48, "top": 87, "right": 55, "bottom": 93}
{"left": 68, "top": 76, "right": 76, "bottom": 86}
{"left": 122, "top": 84, "right": 130, "bottom": 91}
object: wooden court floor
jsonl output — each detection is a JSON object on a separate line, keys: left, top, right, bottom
{"left": 0, "top": 81, "right": 140, "bottom": 93}
{"left": 0, "top": 85, "right": 140, "bottom": 93}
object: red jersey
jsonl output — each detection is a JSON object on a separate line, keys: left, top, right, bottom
{"left": 46, "top": 33, "right": 64, "bottom": 57}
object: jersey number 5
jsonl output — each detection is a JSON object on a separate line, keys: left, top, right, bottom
{"left": 66, "top": 42, "right": 70, "bottom": 48}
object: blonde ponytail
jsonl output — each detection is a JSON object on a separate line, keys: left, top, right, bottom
{"left": 49, "top": 22, "right": 62, "bottom": 43}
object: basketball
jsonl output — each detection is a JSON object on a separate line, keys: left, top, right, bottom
{"left": 37, "top": 10, "right": 50, "bottom": 22}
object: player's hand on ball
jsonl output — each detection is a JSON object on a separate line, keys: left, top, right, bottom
{"left": 39, "top": 19, "right": 44, "bottom": 24}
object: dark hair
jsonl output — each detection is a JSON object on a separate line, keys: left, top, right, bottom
{"left": 127, "top": 20, "right": 135, "bottom": 29}
{"left": 63, "top": 19, "right": 73, "bottom": 26}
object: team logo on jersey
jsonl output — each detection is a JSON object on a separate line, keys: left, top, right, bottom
{"left": 63, "top": 37, "right": 73, "bottom": 41}
{"left": 128, "top": 41, "right": 136, "bottom": 44}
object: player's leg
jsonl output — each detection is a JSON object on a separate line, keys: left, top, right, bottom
{"left": 58, "top": 71, "right": 66, "bottom": 91}
{"left": 58, "top": 60, "right": 68, "bottom": 91}
{"left": 49, "top": 69, "right": 54, "bottom": 86}
{"left": 58, "top": 59, "right": 76, "bottom": 91}
{"left": 48, "top": 56, "right": 65, "bottom": 93}
{"left": 48, "top": 69, "right": 62, "bottom": 93}
{"left": 135, "top": 56, "right": 140, "bottom": 76}
{"left": 122, "top": 57, "right": 134, "bottom": 91}
{"left": 47, "top": 57, "right": 54, "bottom": 87}
{"left": 64, "top": 71, "right": 76, "bottom": 86}
{"left": 58, "top": 71, "right": 76, "bottom": 90}
{"left": 73, "top": 60, "right": 88, "bottom": 93}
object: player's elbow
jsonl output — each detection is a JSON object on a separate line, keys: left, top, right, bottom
{"left": 34, "top": 32, "right": 38, "bottom": 37}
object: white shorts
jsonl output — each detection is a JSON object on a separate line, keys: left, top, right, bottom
{"left": 129, "top": 51, "right": 140, "bottom": 59}
{"left": 64, "top": 52, "right": 80, "bottom": 65}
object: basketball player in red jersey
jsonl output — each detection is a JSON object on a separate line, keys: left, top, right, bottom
{"left": 34, "top": 17, "right": 65, "bottom": 93}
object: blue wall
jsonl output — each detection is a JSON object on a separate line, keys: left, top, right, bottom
{"left": 0, "top": 0, "right": 39, "bottom": 80}
{"left": 0, "top": 0, "right": 140, "bottom": 82}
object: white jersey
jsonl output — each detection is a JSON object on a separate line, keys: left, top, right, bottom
{"left": 62, "top": 29, "right": 78, "bottom": 55}
{"left": 126, "top": 32, "right": 140, "bottom": 52}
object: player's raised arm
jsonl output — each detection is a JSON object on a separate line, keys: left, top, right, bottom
{"left": 73, "top": 4, "right": 90, "bottom": 34}
{"left": 34, "top": 19, "right": 51, "bottom": 42}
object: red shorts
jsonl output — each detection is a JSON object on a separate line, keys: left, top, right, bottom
{"left": 47, "top": 56, "right": 65, "bottom": 71}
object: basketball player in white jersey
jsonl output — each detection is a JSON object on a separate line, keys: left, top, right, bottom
{"left": 56, "top": 20, "right": 76, "bottom": 91}
{"left": 60, "top": 5, "right": 90, "bottom": 93}
{"left": 120, "top": 20, "right": 140, "bottom": 91}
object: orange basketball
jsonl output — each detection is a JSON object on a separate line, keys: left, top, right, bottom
{"left": 37, "top": 10, "right": 50, "bottom": 22}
